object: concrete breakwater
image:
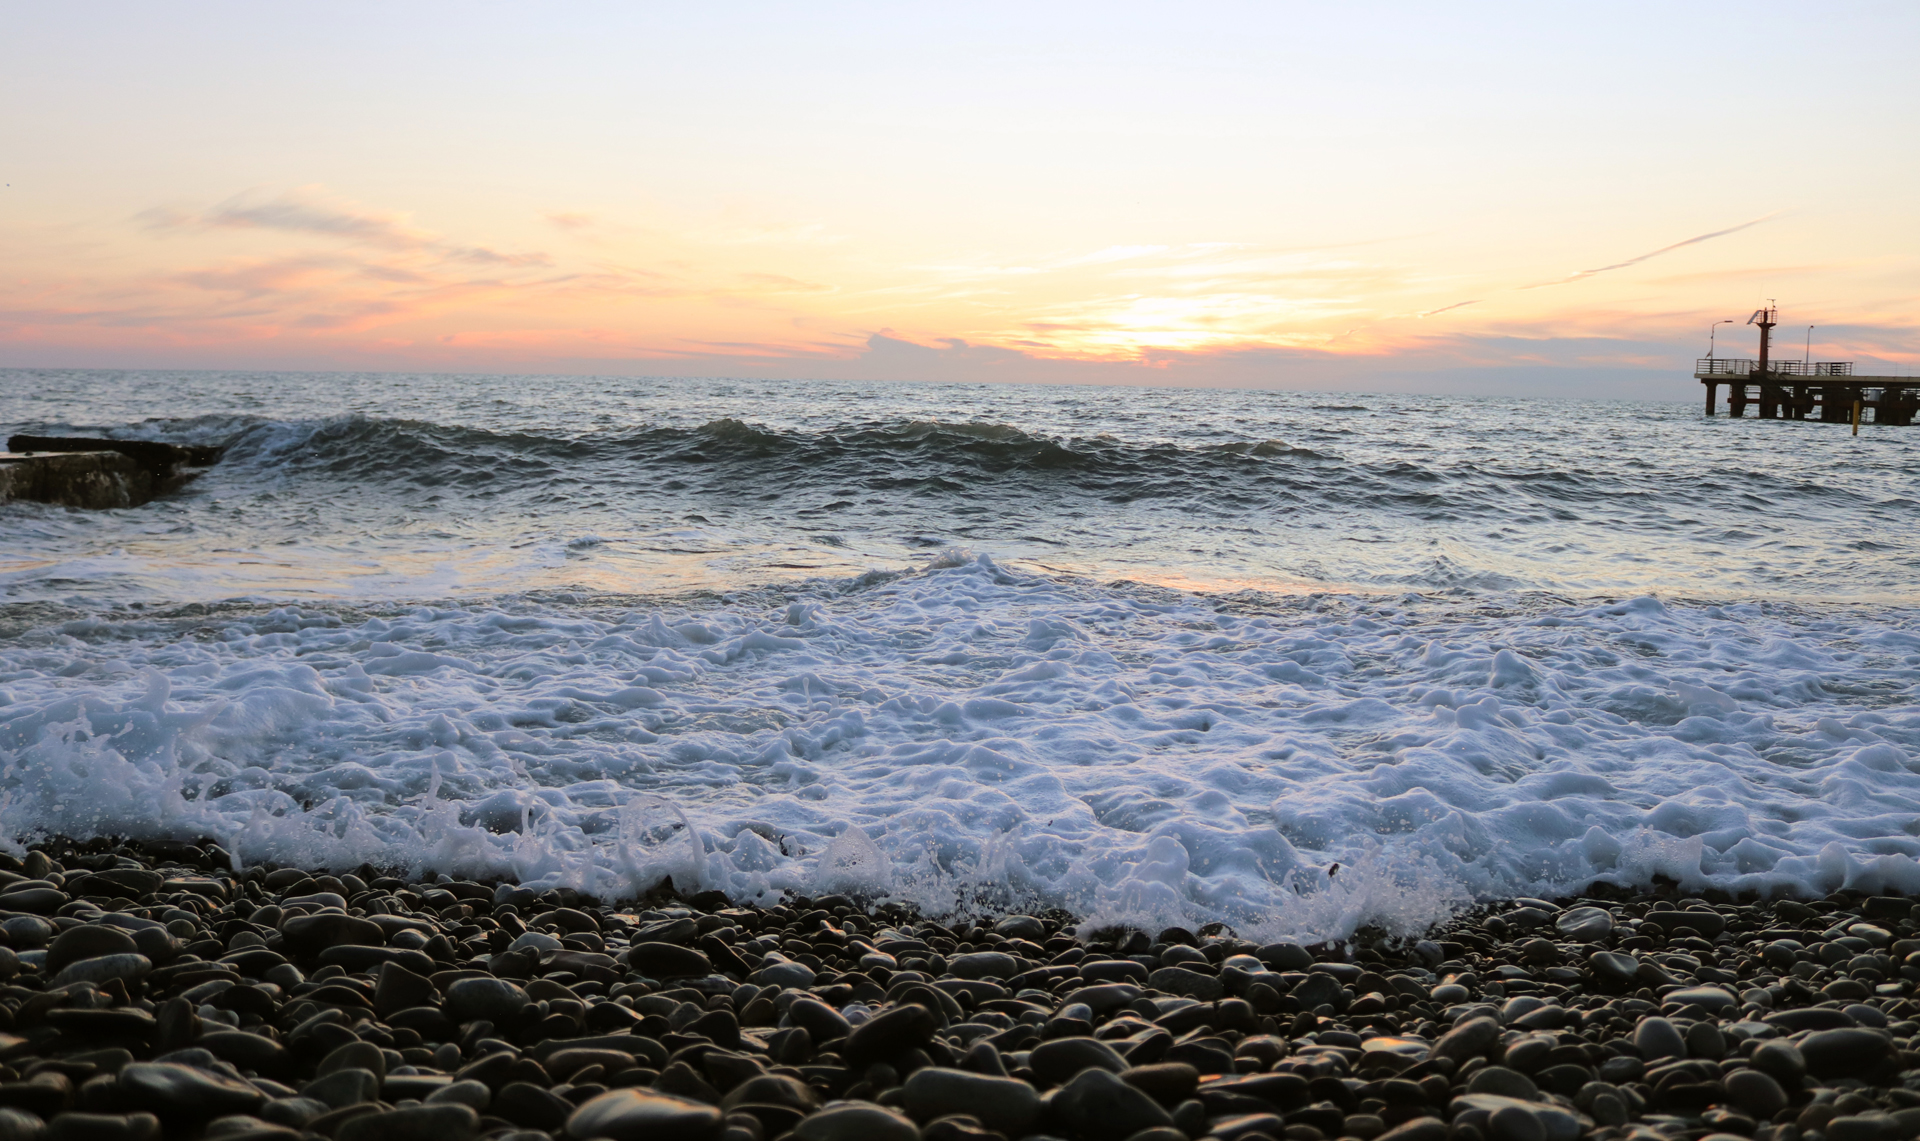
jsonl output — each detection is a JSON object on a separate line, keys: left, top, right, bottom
{"left": 0, "top": 436, "right": 223, "bottom": 509}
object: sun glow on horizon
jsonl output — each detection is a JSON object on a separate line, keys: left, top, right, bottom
{"left": 2, "top": 3, "right": 1915, "bottom": 389}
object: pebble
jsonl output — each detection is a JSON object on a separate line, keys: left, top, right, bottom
{"left": 1, "top": 838, "right": 1919, "bottom": 1141}
{"left": 1800, "top": 1027, "right": 1896, "bottom": 1077}
{"left": 564, "top": 1088, "right": 723, "bottom": 1141}
{"left": 1632, "top": 1015, "right": 1687, "bottom": 1061}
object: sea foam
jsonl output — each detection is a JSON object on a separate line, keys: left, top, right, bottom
{"left": 3, "top": 555, "right": 1919, "bottom": 941}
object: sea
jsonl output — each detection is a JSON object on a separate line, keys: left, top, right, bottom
{"left": 3, "top": 367, "right": 1918, "bottom": 940}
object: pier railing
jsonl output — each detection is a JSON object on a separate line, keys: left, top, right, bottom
{"left": 1695, "top": 358, "right": 1854, "bottom": 377}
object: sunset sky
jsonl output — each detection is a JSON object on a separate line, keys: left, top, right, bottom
{"left": 3, "top": 2, "right": 1916, "bottom": 394}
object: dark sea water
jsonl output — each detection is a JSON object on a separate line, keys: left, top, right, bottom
{"left": 3, "top": 369, "right": 1916, "bottom": 605}
{"left": 3, "top": 368, "right": 1919, "bottom": 935}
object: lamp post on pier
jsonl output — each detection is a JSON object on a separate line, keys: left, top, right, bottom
{"left": 1709, "top": 319, "right": 1733, "bottom": 359}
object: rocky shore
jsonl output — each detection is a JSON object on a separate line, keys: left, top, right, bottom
{"left": 0, "top": 839, "right": 1912, "bottom": 1141}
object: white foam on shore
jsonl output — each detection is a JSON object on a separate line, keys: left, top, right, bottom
{"left": 4, "top": 555, "right": 1919, "bottom": 940}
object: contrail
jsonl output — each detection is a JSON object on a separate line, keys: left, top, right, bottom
{"left": 1417, "top": 299, "right": 1481, "bottom": 318}
{"left": 1523, "top": 212, "right": 1782, "bottom": 289}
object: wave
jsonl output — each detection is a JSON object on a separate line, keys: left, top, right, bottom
{"left": 21, "top": 410, "right": 1881, "bottom": 537}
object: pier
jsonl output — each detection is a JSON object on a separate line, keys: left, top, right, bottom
{"left": 1698, "top": 305, "right": 1917, "bottom": 424}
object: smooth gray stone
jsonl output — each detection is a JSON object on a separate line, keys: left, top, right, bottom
{"left": 564, "top": 1088, "right": 724, "bottom": 1141}
{"left": 1029, "top": 1037, "right": 1128, "bottom": 1086}
{"left": 1434, "top": 1016, "right": 1501, "bottom": 1063}
{"left": 1147, "top": 967, "right": 1223, "bottom": 1001}
{"left": 1632, "top": 1016, "right": 1686, "bottom": 1062}
{"left": 1377, "top": 1119, "right": 1448, "bottom": 1141}
{"left": 1666, "top": 986, "right": 1737, "bottom": 1013}
{"left": 425, "top": 1080, "right": 492, "bottom": 1110}
{"left": 1061, "top": 984, "right": 1141, "bottom": 1015}
{"left": 1587, "top": 952, "right": 1639, "bottom": 985}
{"left": 443, "top": 977, "right": 530, "bottom": 1027}
{"left": 117, "top": 1062, "right": 265, "bottom": 1117}
{"left": 791, "top": 1102, "right": 922, "bottom": 1141}
{"left": 751, "top": 955, "right": 815, "bottom": 988}
{"left": 1051, "top": 1066, "right": 1173, "bottom": 1141}
{"left": 625, "top": 943, "right": 713, "bottom": 979}
{"left": 50, "top": 952, "right": 152, "bottom": 989}
{"left": 46, "top": 926, "right": 139, "bottom": 976}
{"left": 1553, "top": 907, "right": 1613, "bottom": 941}
{"left": 1751, "top": 1040, "right": 1806, "bottom": 1083}
{"left": 948, "top": 952, "right": 1022, "bottom": 980}
{"left": 1490, "top": 1104, "right": 1545, "bottom": 1141}
{"left": 1725, "top": 1069, "right": 1788, "bottom": 1117}
{"left": 195, "top": 1116, "right": 296, "bottom": 1141}
{"left": 1447, "top": 1096, "right": 1580, "bottom": 1141}
{"left": 0, "top": 1108, "right": 42, "bottom": 1141}
{"left": 902, "top": 1068, "right": 1040, "bottom": 1137}
{"left": 300, "top": 1067, "right": 380, "bottom": 1110}
{"left": 43, "top": 1113, "right": 158, "bottom": 1141}
{"left": 1466, "top": 1067, "right": 1539, "bottom": 1101}
{"left": 1800, "top": 1028, "right": 1894, "bottom": 1078}
{"left": 317, "top": 1042, "right": 387, "bottom": 1083}
{"left": 335, "top": 1104, "right": 479, "bottom": 1141}
{"left": 259, "top": 1098, "right": 329, "bottom": 1129}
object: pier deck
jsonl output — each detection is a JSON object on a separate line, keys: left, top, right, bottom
{"left": 1696, "top": 360, "right": 1920, "bottom": 424}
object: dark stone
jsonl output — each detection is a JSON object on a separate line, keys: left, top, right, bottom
{"left": 1766, "top": 1008, "right": 1858, "bottom": 1033}
{"left": 1582, "top": 945, "right": 1643, "bottom": 983}
{"left": 845, "top": 1004, "right": 936, "bottom": 1068}
{"left": 1751, "top": 1041, "right": 1806, "bottom": 1084}
{"left": 719, "top": 1074, "right": 818, "bottom": 1113}
{"left": 901, "top": 1068, "right": 1040, "bottom": 1136}
{"left": 493, "top": 1081, "right": 576, "bottom": 1129}
{"left": 44, "top": 1113, "right": 159, "bottom": 1141}
{"left": 316, "top": 946, "right": 437, "bottom": 975}
{"left": 0, "top": 890, "right": 68, "bottom": 916}
{"left": 317, "top": 1042, "right": 388, "bottom": 1083}
{"left": 687, "top": 1008, "right": 741, "bottom": 1049}
{"left": 115, "top": 1062, "right": 265, "bottom": 1118}
{"left": 563, "top": 1088, "right": 726, "bottom": 1141}
{"left": 371, "top": 961, "right": 436, "bottom": 1018}
{"left": 1632, "top": 1017, "right": 1685, "bottom": 1062}
{"left": 791, "top": 1102, "right": 921, "bottom": 1141}
{"left": 180, "top": 1118, "right": 295, "bottom": 1141}
{"left": 45, "top": 926, "right": 138, "bottom": 977}
{"left": 1434, "top": 1017, "right": 1500, "bottom": 1064}
{"left": 43, "top": 1008, "right": 155, "bottom": 1041}
{"left": 1490, "top": 1103, "right": 1545, "bottom": 1141}
{"left": 1029, "top": 1036, "right": 1128, "bottom": 1086}
{"left": 278, "top": 913, "right": 384, "bottom": 952}
{"left": 335, "top": 1104, "right": 479, "bottom": 1141}
{"left": 199, "top": 1031, "right": 290, "bottom": 1078}
{"left": 624, "top": 943, "right": 714, "bottom": 979}
{"left": 1725, "top": 1069, "right": 1788, "bottom": 1118}
{"left": 444, "top": 977, "right": 531, "bottom": 1027}
{"left": 387, "top": 1005, "right": 456, "bottom": 1040}
{"left": 1121, "top": 1062, "right": 1200, "bottom": 1103}
{"left": 787, "top": 998, "right": 852, "bottom": 1042}
{"left": 1800, "top": 1029, "right": 1893, "bottom": 1078}
{"left": 1148, "top": 967, "right": 1225, "bottom": 1002}
{"left": 1466, "top": 1068, "right": 1538, "bottom": 1101}
{"left": 1199, "top": 1074, "right": 1313, "bottom": 1113}
{"left": 1377, "top": 1117, "right": 1449, "bottom": 1141}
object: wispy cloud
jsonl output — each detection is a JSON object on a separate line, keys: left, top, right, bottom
{"left": 1417, "top": 299, "right": 1481, "bottom": 318}
{"left": 144, "top": 190, "right": 552, "bottom": 267}
{"left": 1523, "top": 213, "right": 1783, "bottom": 289}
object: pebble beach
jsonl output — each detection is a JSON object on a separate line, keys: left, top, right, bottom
{"left": 0, "top": 837, "right": 1915, "bottom": 1141}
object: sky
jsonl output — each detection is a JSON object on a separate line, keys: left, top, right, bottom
{"left": 2, "top": 2, "right": 1917, "bottom": 395}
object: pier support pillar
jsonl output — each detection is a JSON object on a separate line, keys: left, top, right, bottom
{"left": 1704, "top": 382, "right": 1717, "bottom": 417}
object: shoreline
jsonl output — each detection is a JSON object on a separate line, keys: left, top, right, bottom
{"left": 0, "top": 837, "right": 1910, "bottom": 1141}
